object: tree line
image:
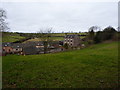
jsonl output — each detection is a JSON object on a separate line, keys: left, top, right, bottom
{"left": 87, "top": 26, "right": 119, "bottom": 44}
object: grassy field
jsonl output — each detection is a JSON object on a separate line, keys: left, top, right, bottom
{"left": 51, "top": 33, "right": 87, "bottom": 36}
{"left": 25, "top": 37, "right": 64, "bottom": 42}
{"left": 2, "top": 32, "right": 87, "bottom": 43}
{"left": 2, "top": 34, "right": 25, "bottom": 42}
{"left": 2, "top": 41, "right": 118, "bottom": 88}
{"left": 26, "top": 32, "right": 87, "bottom": 42}
{"left": 24, "top": 36, "right": 85, "bottom": 42}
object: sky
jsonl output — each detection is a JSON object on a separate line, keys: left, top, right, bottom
{"left": 0, "top": 0, "right": 118, "bottom": 33}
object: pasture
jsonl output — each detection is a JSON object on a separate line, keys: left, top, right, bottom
{"left": 2, "top": 41, "right": 118, "bottom": 88}
{"left": 2, "top": 34, "right": 25, "bottom": 43}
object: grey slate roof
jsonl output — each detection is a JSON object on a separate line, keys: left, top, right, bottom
{"left": 11, "top": 43, "right": 23, "bottom": 48}
{"left": 2, "top": 42, "right": 13, "bottom": 47}
{"left": 22, "top": 41, "right": 43, "bottom": 47}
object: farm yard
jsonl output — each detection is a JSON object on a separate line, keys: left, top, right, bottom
{"left": 2, "top": 41, "right": 119, "bottom": 88}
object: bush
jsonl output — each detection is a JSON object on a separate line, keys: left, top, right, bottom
{"left": 93, "top": 26, "right": 117, "bottom": 44}
{"left": 63, "top": 43, "right": 69, "bottom": 49}
{"left": 102, "top": 26, "right": 117, "bottom": 41}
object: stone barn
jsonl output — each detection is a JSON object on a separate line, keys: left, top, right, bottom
{"left": 64, "top": 34, "right": 80, "bottom": 47}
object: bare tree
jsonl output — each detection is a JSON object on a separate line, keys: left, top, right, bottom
{"left": 37, "top": 27, "right": 53, "bottom": 54}
{"left": 0, "top": 9, "right": 9, "bottom": 32}
{"left": 88, "top": 26, "right": 101, "bottom": 32}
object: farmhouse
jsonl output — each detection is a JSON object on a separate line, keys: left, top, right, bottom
{"left": 2, "top": 40, "right": 65, "bottom": 55}
{"left": 11, "top": 43, "right": 23, "bottom": 54}
{"left": 2, "top": 42, "right": 13, "bottom": 54}
{"left": 64, "top": 34, "right": 80, "bottom": 47}
{"left": 2, "top": 46, "right": 13, "bottom": 54}
{"left": 48, "top": 41, "right": 63, "bottom": 53}
{"left": 22, "top": 41, "right": 42, "bottom": 55}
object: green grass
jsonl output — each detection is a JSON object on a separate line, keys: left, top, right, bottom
{"left": 25, "top": 36, "right": 85, "bottom": 42}
{"left": 52, "top": 33, "right": 87, "bottom": 36}
{"left": 3, "top": 41, "right": 119, "bottom": 88}
{"left": 26, "top": 37, "right": 64, "bottom": 42}
{"left": 2, "top": 34, "right": 25, "bottom": 42}
{"left": 2, "top": 32, "right": 87, "bottom": 42}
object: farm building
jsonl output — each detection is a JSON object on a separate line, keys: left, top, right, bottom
{"left": 2, "top": 40, "right": 65, "bottom": 55}
{"left": 11, "top": 43, "right": 23, "bottom": 54}
{"left": 64, "top": 34, "right": 80, "bottom": 47}
{"left": 22, "top": 41, "right": 43, "bottom": 55}
{"left": 2, "top": 42, "right": 13, "bottom": 54}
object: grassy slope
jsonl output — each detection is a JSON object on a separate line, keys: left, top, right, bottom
{"left": 52, "top": 33, "right": 87, "bottom": 36}
{"left": 3, "top": 42, "right": 118, "bottom": 88}
{"left": 25, "top": 33, "right": 86, "bottom": 42}
{"left": 26, "top": 37, "right": 64, "bottom": 42}
{"left": 27, "top": 36, "right": 85, "bottom": 42}
{"left": 2, "top": 34, "right": 25, "bottom": 43}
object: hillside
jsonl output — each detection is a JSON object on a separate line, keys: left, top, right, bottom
{"left": 2, "top": 32, "right": 87, "bottom": 42}
{"left": 24, "top": 33, "right": 87, "bottom": 42}
{"left": 2, "top": 41, "right": 119, "bottom": 88}
{"left": 2, "top": 33, "right": 25, "bottom": 43}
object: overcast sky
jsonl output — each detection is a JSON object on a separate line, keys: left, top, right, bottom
{"left": 0, "top": 1, "right": 118, "bottom": 33}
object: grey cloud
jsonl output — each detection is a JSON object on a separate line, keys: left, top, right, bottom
{"left": 0, "top": 2, "right": 118, "bottom": 33}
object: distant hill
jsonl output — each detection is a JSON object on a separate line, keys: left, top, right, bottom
{"left": 2, "top": 32, "right": 87, "bottom": 43}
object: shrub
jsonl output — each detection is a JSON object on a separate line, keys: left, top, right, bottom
{"left": 63, "top": 43, "right": 69, "bottom": 49}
